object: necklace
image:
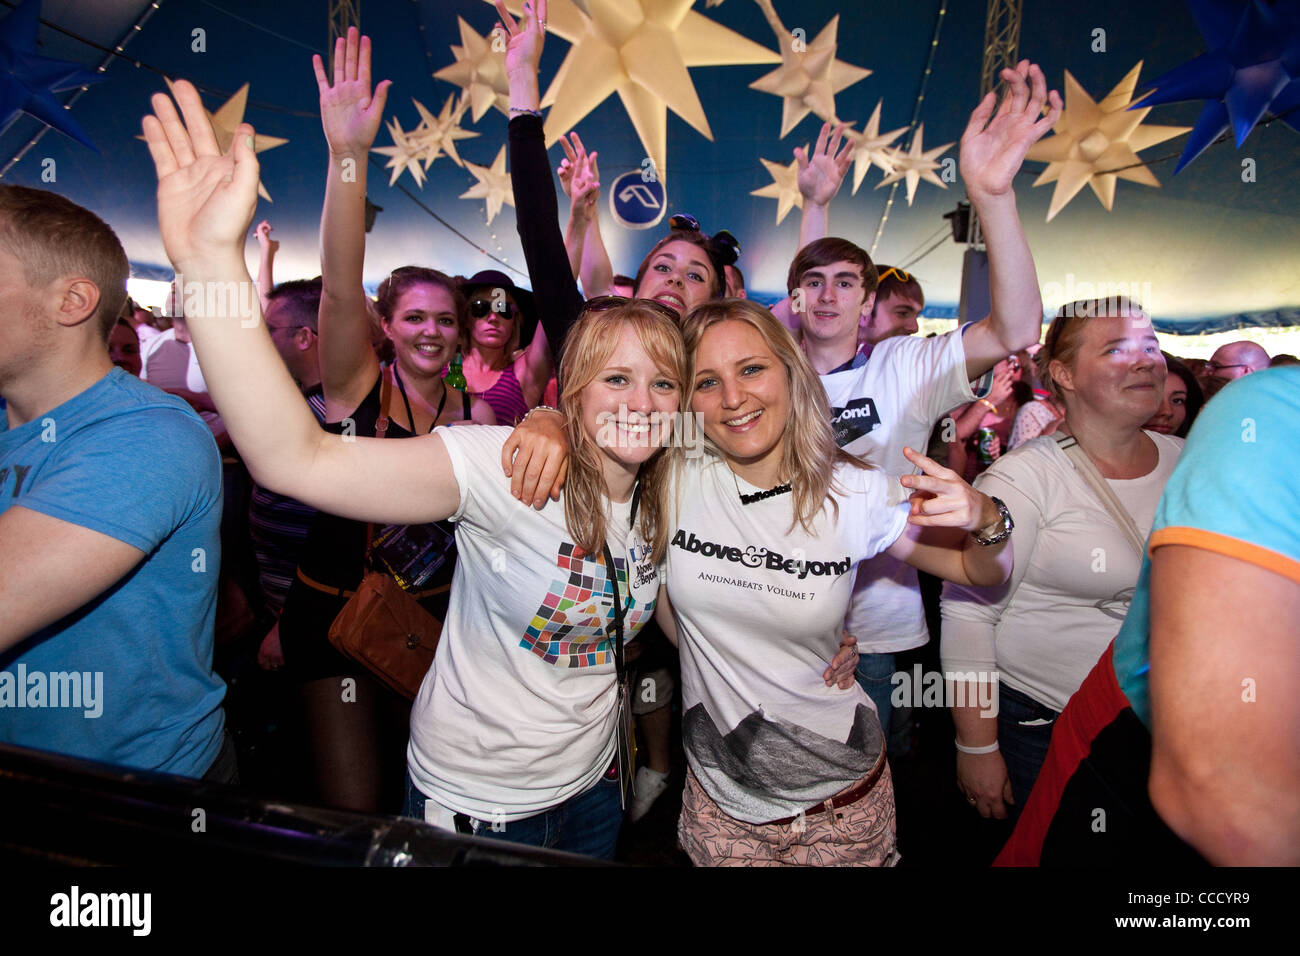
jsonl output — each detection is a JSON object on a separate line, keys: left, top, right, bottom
{"left": 732, "top": 468, "right": 792, "bottom": 505}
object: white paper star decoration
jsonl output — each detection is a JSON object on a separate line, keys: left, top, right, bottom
{"left": 749, "top": 0, "right": 871, "bottom": 138}
{"left": 371, "top": 95, "right": 479, "bottom": 188}
{"left": 411, "top": 94, "right": 478, "bottom": 168}
{"left": 875, "top": 124, "right": 953, "bottom": 206}
{"left": 434, "top": 16, "right": 510, "bottom": 122}
{"left": 846, "top": 100, "right": 907, "bottom": 194}
{"left": 751, "top": 150, "right": 805, "bottom": 225}
{"left": 1024, "top": 62, "right": 1191, "bottom": 222}
{"left": 487, "top": 0, "right": 780, "bottom": 181}
{"left": 461, "top": 145, "right": 515, "bottom": 225}
{"left": 156, "top": 80, "right": 287, "bottom": 201}
{"left": 372, "top": 116, "right": 428, "bottom": 188}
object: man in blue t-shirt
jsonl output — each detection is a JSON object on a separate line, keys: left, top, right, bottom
{"left": 997, "top": 366, "right": 1299, "bottom": 866}
{"left": 0, "top": 185, "right": 227, "bottom": 780}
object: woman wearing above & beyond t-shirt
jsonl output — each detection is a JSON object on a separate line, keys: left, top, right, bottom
{"left": 507, "top": 299, "right": 1016, "bottom": 865}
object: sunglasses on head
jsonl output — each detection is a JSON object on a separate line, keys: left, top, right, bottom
{"left": 584, "top": 295, "right": 681, "bottom": 322}
{"left": 669, "top": 213, "right": 701, "bottom": 233}
{"left": 877, "top": 267, "right": 913, "bottom": 284}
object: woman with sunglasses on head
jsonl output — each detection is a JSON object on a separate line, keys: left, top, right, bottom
{"left": 496, "top": 0, "right": 727, "bottom": 342}
{"left": 263, "top": 32, "right": 498, "bottom": 814}
{"left": 144, "top": 75, "right": 770, "bottom": 858}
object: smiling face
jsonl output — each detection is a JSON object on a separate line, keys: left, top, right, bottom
{"left": 382, "top": 282, "right": 461, "bottom": 379}
{"left": 865, "top": 289, "right": 920, "bottom": 343}
{"left": 796, "top": 259, "right": 874, "bottom": 350}
{"left": 636, "top": 239, "right": 717, "bottom": 316}
{"left": 1144, "top": 370, "right": 1188, "bottom": 435}
{"left": 1051, "top": 310, "right": 1166, "bottom": 424}
{"left": 579, "top": 323, "right": 681, "bottom": 483}
{"left": 690, "top": 319, "right": 791, "bottom": 483}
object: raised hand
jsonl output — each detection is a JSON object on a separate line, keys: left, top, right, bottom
{"left": 255, "top": 220, "right": 279, "bottom": 253}
{"left": 495, "top": 0, "right": 547, "bottom": 81}
{"left": 142, "top": 80, "right": 259, "bottom": 280}
{"left": 312, "top": 27, "right": 391, "bottom": 157}
{"left": 960, "top": 60, "right": 1062, "bottom": 200}
{"left": 899, "top": 445, "right": 999, "bottom": 532}
{"left": 795, "top": 121, "right": 853, "bottom": 207}
{"left": 559, "top": 132, "right": 600, "bottom": 214}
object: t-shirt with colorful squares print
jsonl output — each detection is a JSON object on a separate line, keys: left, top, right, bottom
{"left": 407, "top": 425, "right": 658, "bottom": 821}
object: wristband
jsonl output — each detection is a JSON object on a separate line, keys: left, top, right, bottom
{"left": 978, "top": 398, "right": 998, "bottom": 415}
{"left": 522, "top": 404, "right": 561, "bottom": 423}
{"left": 509, "top": 106, "right": 542, "bottom": 116}
{"left": 955, "top": 739, "right": 999, "bottom": 755}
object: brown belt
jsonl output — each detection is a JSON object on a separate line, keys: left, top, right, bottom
{"left": 295, "top": 567, "right": 449, "bottom": 601}
{"left": 762, "top": 749, "right": 887, "bottom": 827}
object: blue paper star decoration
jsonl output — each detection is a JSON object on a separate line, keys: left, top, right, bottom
{"left": 0, "top": 0, "right": 102, "bottom": 151}
{"left": 1133, "top": 0, "right": 1300, "bottom": 172}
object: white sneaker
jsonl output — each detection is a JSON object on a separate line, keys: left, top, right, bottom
{"left": 628, "top": 766, "right": 671, "bottom": 822}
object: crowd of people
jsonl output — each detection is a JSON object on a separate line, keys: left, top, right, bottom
{"left": 1, "top": 5, "right": 1295, "bottom": 867}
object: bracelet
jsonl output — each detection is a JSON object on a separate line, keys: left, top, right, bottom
{"left": 955, "top": 739, "right": 999, "bottom": 755}
{"left": 509, "top": 106, "right": 542, "bottom": 116}
{"left": 522, "top": 404, "right": 562, "bottom": 423}
{"left": 978, "top": 398, "right": 998, "bottom": 415}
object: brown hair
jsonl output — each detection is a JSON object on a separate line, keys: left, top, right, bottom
{"left": 0, "top": 185, "right": 129, "bottom": 343}
{"left": 376, "top": 266, "right": 468, "bottom": 346}
{"left": 874, "top": 265, "right": 924, "bottom": 310}
{"left": 1041, "top": 296, "right": 1146, "bottom": 402}
{"left": 634, "top": 232, "right": 726, "bottom": 299}
{"left": 681, "top": 298, "right": 870, "bottom": 534}
{"left": 786, "top": 237, "right": 879, "bottom": 299}
{"left": 558, "top": 301, "right": 687, "bottom": 563}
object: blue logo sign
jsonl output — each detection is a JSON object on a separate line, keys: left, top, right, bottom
{"left": 610, "top": 168, "right": 667, "bottom": 230}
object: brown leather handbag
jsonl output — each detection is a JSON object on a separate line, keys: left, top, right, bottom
{"left": 317, "top": 367, "right": 447, "bottom": 699}
{"left": 326, "top": 564, "right": 447, "bottom": 699}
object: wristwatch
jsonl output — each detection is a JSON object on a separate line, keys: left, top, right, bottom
{"left": 972, "top": 496, "right": 1014, "bottom": 546}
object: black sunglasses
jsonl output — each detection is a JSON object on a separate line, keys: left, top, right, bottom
{"left": 469, "top": 298, "right": 519, "bottom": 319}
{"left": 584, "top": 295, "right": 681, "bottom": 322}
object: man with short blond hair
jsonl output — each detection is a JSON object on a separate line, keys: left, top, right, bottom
{"left": 0, "top": 185, "right": 229, "bottom": 780}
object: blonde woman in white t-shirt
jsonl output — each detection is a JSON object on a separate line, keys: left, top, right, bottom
{"left": 141, "top": 83, "right": 723, "bottom": 858}
{"left": 941, "top": 298, "right": 1183, "bottom": 823}
{"left": 659, "top": 299, "right": 1016, "bottom": 866}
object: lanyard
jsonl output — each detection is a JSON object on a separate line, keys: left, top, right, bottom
{"left": 599, "top": 483, "right": 641, "bottom": 684}
{"left": 392, "top": 363, "right": 447, "bottom": 435}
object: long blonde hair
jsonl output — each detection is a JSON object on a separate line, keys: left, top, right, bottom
{"left": 558, "top": 301, "right": 686, "bottom": 563}
{"left": 681, "top": 298, "right": 869, "bottom": 534}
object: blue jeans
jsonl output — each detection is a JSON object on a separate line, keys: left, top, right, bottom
{"left": 997, "top": 683, "right": 1060, "bottom": 810}
{"left": 401, "top": 769, "right": 624, "bottom": 861}
{"left": 855, "top": 652, "right": 897, "bottom": 742}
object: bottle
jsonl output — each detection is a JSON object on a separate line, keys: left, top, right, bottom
{"left": 444, "top": 351, "right": 467, "bottom": 391}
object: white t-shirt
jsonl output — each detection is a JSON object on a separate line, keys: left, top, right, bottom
{"left": 819, "top": 330, "right": 988, "bottom": 652}
{"left": 407, "top": 426, "right": 659, "bottom": 821}
{"left": 666, "top": 455, "right": 909, "bottom": 824}
{"left": 140, "top": 328, "right": 224, "bottom": 434}
{"left": 940, "top": 431, "right": 1183, "bottom": 712}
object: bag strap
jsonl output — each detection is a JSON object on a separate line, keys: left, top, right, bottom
{"left": 1053, "top": 434, "right": 1146, "bottom": 557}
{"left": 376, "top": 366, "right": 394, "bottom": 439}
